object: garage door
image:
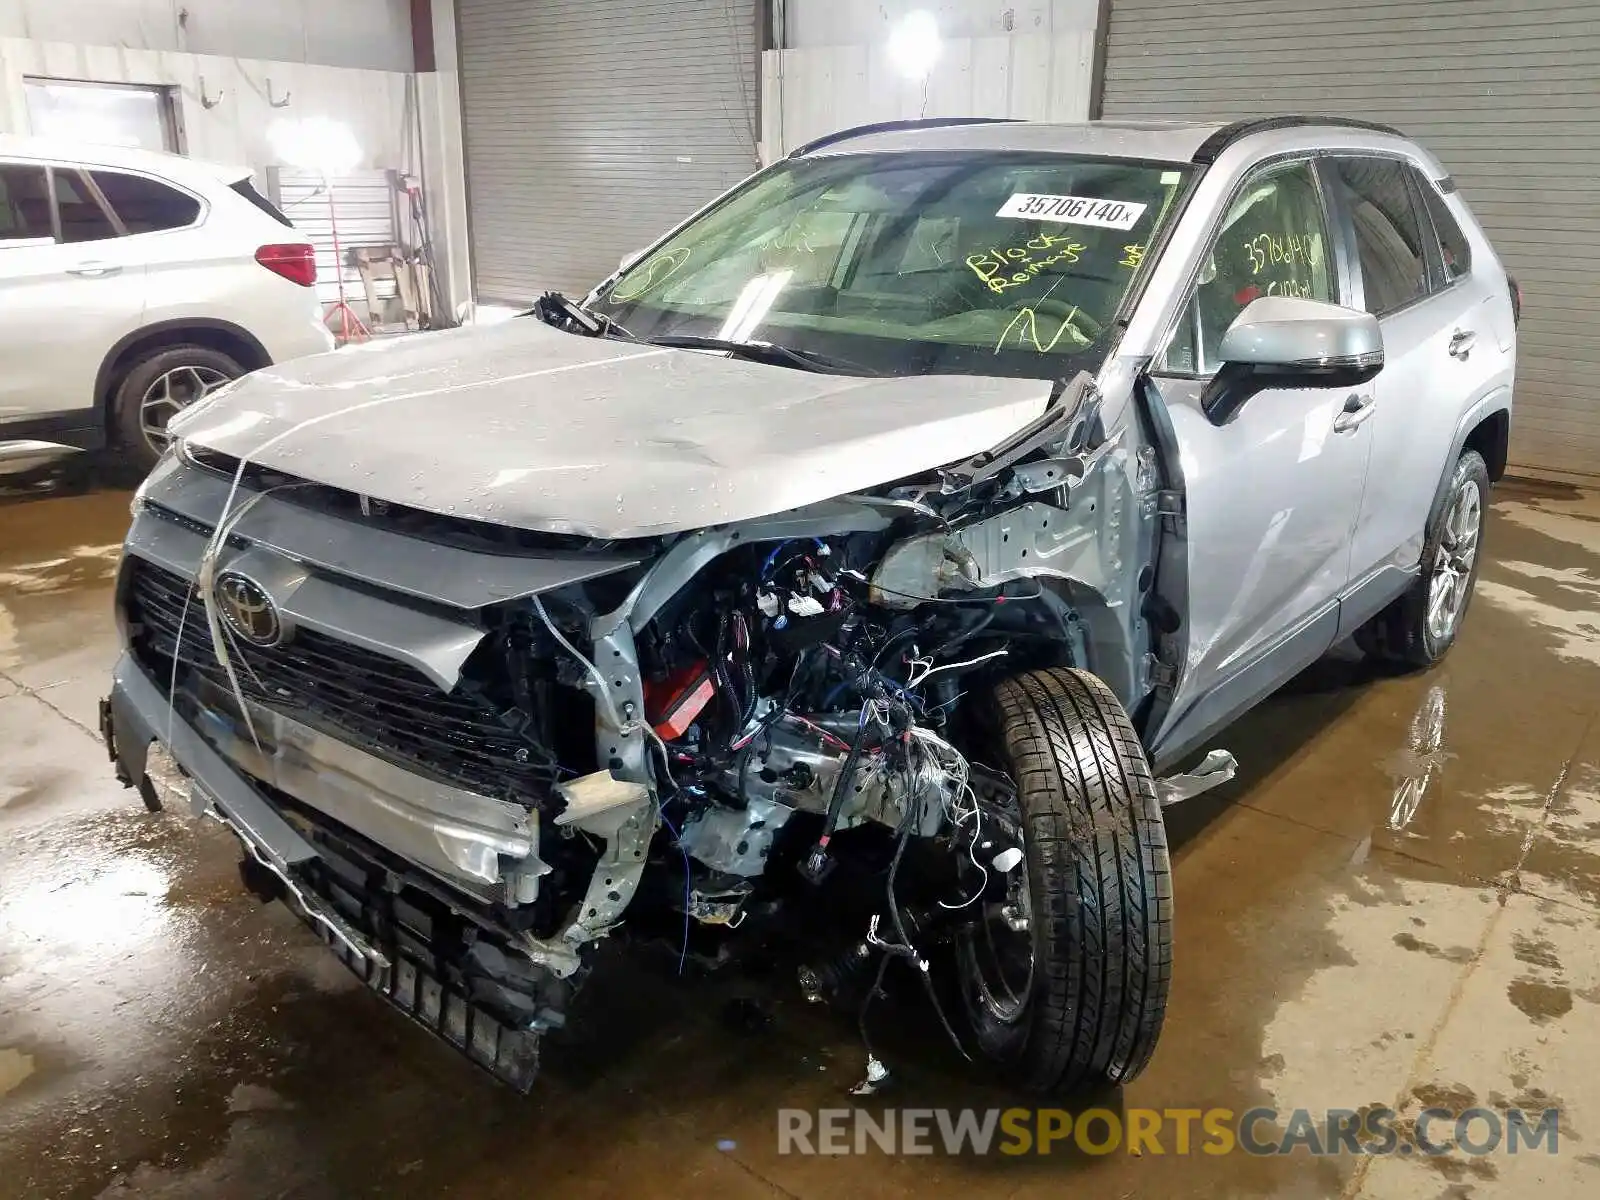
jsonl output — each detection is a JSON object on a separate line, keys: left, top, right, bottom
{"left": 457, "top": 0, "right": 762, "bottom": 303}
{"left": 1099, "top": 0, "right": 1600, "bottom": 480}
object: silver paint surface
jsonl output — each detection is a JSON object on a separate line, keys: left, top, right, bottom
{"left": 169, "top": 319, "right": 1055, "bottom": 539}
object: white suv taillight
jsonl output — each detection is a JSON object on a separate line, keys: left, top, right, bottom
{"left": 255, "top": 243, "right": 317, "bottom": 287}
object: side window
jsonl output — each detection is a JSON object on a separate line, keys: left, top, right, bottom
{"left": 1160, "top": 160, "right": 1334, "bottom": 375}
{"left": 1419, "top": 177, "right": 1472, "bottom": 282}
{"left": 91, "top": 170, "right": 200, "bottom": 234}
{"left": 0, "top": 164, "right": 52, "bottom": 240}
{"left": 1331, "top": 158, "right": 1430, "bottom": 315}
{"left": 54, "top": 170, "right": 118, "bottom": 243}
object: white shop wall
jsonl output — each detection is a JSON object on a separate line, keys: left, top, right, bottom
{"left": 0, "top": 40, "right": 411, "bottom": 180}
{"left": 762, "top": 0, "right": 1099, "bottom": 161}
{"left": 0, "top": 0, "right": 413, "bottom": 73}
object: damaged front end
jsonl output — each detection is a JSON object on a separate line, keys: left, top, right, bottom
{"left": 103, "top": 373, "right": 1170, "bottom": 1090}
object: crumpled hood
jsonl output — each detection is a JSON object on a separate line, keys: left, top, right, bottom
{"left": 171, "top": 319, "right": 1054, "bottom": 538}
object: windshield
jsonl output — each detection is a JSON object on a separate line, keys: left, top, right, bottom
{"left": 589, "top": 151, "right": 1190, "bottom": 379}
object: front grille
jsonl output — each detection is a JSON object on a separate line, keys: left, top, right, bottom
{"left": 124, "top": 558, "right": 560, "bottom": 801}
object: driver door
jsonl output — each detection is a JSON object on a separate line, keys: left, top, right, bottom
{"left": 1146, "top": 158, "right": 1375, "bottom": 767}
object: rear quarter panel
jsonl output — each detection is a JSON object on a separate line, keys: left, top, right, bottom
{"left": 140, "top": 187, "right": 333, "bottom": 365}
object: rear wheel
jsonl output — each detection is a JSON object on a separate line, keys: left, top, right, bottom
{"left": 112, "top": 345, "right": 243, "bottom": 471}
{"left": 956, "top": 667, "right": 1172, "bottom": 1092}
{"left": 1356, "top": 449, "right": 1489, "bottom": 668}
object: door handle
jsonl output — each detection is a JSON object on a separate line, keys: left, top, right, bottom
{"left": 1332, "top": 393, "right": 1376, "bottom": 433}
{"left": 1448, "top": 328, "right": 1476, "bottom": 359}
{"left": 67, "top": 262, "right": 121, "bottom": 278}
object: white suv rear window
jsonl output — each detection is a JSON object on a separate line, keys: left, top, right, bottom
{"left": 90, "top": 170, "right": 200, "bottom": 233}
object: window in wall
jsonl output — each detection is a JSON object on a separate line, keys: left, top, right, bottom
{"left": 1419, "top": 176, "right": 1472, "bottom": 283}
{"left": 24, "top": 79, "right": 180, "bottom": 154}
{"left": 92, "top": 171, "right": 200, "bottom": 233}
{"left": 54, "top": 170, "right": 118, "bottom": 243}
{"left": 1160, "top": 159, "right": 1334, "bottom": 375}
{"left": 0, "top": 165, "right": 53, "bottom": 240}
{"left": 1332, "top": 158, "right": 1430, "bottom": 315}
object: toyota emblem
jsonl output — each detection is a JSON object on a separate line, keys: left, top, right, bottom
{"left": 216, "top": 572, "right": 282, "bottom": 647}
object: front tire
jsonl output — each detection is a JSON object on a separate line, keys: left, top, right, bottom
{"left": 957, "top": 667, "right": 1172, "bottom": 1092}
{"left": 113, "top": 345, "right": 243, "bottom": 471}
{"left": 1356, "top": 449, "right": 1489, "bottom": 668}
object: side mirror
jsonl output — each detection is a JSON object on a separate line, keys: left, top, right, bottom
{"left": 1201, "top": 296, "right": 1384, "bottom": 425}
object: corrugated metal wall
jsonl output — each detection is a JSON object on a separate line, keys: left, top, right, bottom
{"left": 456, "top": 0, "right": 761, "bottom": 302}
{"left": 1100, "top": 0, "right": 1600, "bottom": 480}
{"left": 761, "top": 32, "right": 1096, "bottom": 160}
{"left": 269, "top": 168, "right": 400, "bottom": 319}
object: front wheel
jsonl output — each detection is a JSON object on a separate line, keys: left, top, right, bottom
{"left": 956, "top": 667, "right": 1172, "bottom": 1092}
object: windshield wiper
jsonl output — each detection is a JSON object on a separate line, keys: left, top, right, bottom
{"left": 642, "top": 334, "right": 878, "bottom": 376}
{"left": 529, "top": 291, "right": 633, "bottom": 339}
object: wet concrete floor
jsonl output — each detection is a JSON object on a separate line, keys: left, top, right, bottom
{"left": 2, "top": 464, "right": 1599, "bottom": 1198}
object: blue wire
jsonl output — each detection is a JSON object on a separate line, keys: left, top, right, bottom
{"left": 759, "top": 537, "right": 830, "bottom": 581}
{"left": 760, "top": 540, "right": 794, "bottom": 579}
{"left": 652, "top": 802, "right": 693, "bottom": 976}
{"left": 643, "top": 731, "right": 694, "bottom": 977}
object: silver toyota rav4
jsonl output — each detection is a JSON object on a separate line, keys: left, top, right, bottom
{"left": 102, "top": 117, "right": 1517, "bottom": 1093}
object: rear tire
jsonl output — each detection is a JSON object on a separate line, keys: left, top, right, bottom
{"left": 112, "top": 344, "right": 243, "bottom": 472}
{"left": 1356, "top": 449, "right": 1489, "bottom": 669}
{"left": 957, "top": 667, "right": 1172, "bottom": 1092}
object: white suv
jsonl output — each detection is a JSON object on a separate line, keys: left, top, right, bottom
{"left": 0, "top": 136, "right": 335, "bottom": 471}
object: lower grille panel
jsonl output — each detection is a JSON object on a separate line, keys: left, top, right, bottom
{"left": 125, "top": 557, "right": 558, "bottom": 801}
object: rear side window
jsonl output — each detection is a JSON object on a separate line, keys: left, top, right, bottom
{"left": 54, "top": 170, "right": 118, "bottom": 243}
{"left": 1419, "top": 180, "right": 1472, "bottom": 282}
{"left": 1330, "top": 158, "right": 1430, "bottom": 315}
{"left": 0, "top": 164, "right": 51, "bottom": 239}
{"left": 91, "top": 170, "right": 200, "bottom": 233}
{"left": 230, "top": 178, "right": 294, "bottom": 228}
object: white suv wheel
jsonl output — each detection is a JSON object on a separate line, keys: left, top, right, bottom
{"left": 139, "top": 365, "right": 233, "bottom": 455}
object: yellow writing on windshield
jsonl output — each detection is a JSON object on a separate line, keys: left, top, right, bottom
{"left": 610, "top": 247, "right": 691, "bottom": 302}
{"left": 1119, "top": 243, "right": 1145, "bottom": 269}
{"left": 995, "top": 306, "right": 1087, "bottom": 354}
{"left": 1265, "top": 277, "right": 1316, "bottom": 298}
{"left": 1243, "top": 232, "right": 1318, "bottom": 276}
{"left": 967, "top": 232, "right": 1086, "bottom": 295}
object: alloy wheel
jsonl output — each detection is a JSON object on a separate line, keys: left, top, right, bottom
{"left": 1426, "top": 479, "right": 1483, "bottom": 642}
{"left": 139, "top": 365, "right": 233, "bottom": 456}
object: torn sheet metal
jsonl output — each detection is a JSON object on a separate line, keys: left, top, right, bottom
{"left": 170, "top": 318, "right": 1054, "bottom": 540}
{"left": 678, "top": 796, "right": 795, "bottom": 877}
{"left": 1155, "top": 749, "right": 1238, "bottom": 806}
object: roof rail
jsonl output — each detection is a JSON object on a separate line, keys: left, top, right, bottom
{"left": 787, "top": 117, "right": 1021, "bottom": 159}
{"left": 1192, "top": 115, "right": 1405, "bottom": 164}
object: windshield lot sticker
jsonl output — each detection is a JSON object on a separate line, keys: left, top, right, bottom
{"left": 997, "top": 194, "right": 1148, "bottom": 230}
{"left": 966, "top": 233, "right": 1085, "bottom": 295}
